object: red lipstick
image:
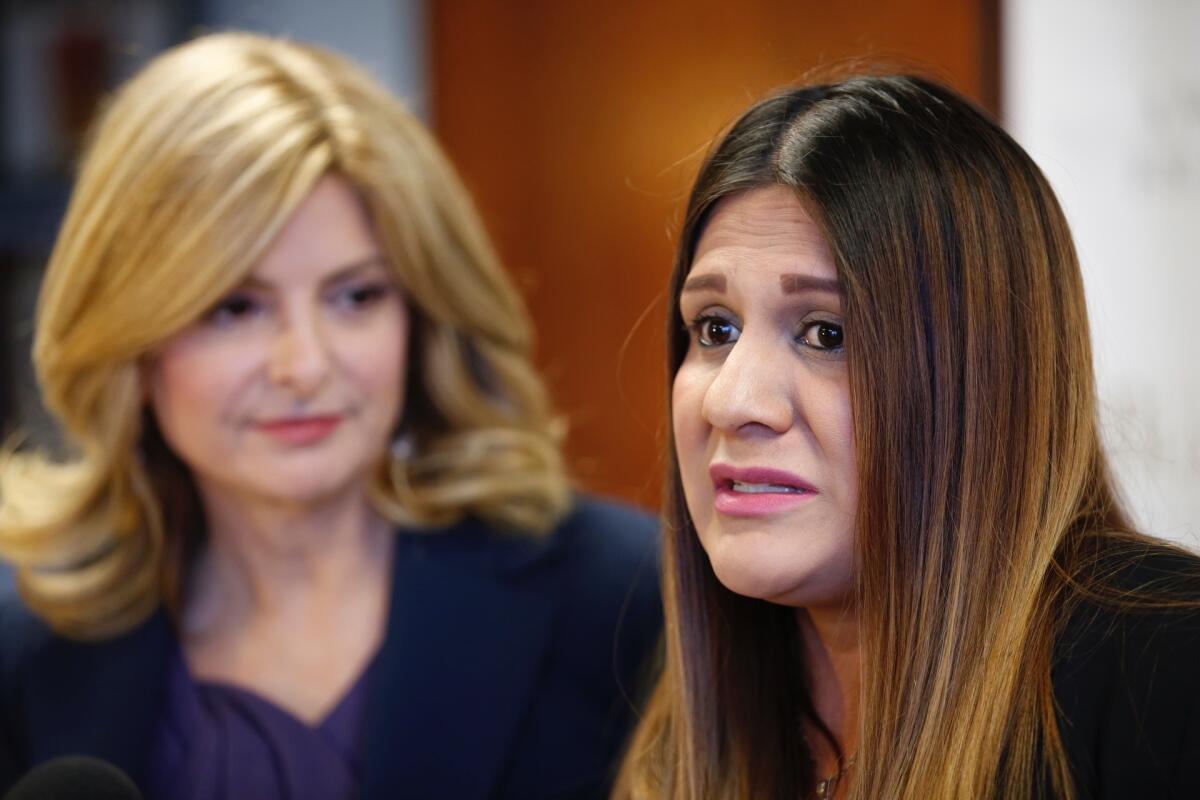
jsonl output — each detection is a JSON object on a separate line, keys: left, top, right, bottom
{"left": 708, "top": 464, "right": 819, "bottom": 517}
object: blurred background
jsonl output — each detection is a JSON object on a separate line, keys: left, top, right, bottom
{"left": 0, "top": 0, "right": 1195, "bottom": 598}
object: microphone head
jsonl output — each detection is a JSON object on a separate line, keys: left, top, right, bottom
{"left": 3, "top": 756, "right": 143, "bottom": 800}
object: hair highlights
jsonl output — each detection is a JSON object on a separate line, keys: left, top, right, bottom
{"left": 0, "top": 33, "right": 569, "bottom": 638}
{"left": 616, "top": 75, "right": 1163, "bottom": 799}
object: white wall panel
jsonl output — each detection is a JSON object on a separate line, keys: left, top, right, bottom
{"left": 1005, "top": 0, "right": 1200, "bottom": 546}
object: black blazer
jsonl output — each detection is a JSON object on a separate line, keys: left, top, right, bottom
{"left": 1051, "top": 549, "right": 1200, "bottom": 799}
{"left": 0, "top": 497, "right": 663, "bottom": 799}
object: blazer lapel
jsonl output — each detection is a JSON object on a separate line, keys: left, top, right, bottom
{"left": 360, "top": 518, "right": 565, "bottom": 800}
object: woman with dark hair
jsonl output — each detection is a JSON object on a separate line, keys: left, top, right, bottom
{"left": 615, "top": 75, "right": 1200, "bottom": 799}
{"left": 0, "top": 33, "right": 660, "bottom": 799}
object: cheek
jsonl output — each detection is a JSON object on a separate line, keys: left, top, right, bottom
{"left": 809, "top": 378, "right": 857, "bottom": 505}
{"left": 341, "top": 306, "right": 409, "bottom": 420}
{"left": 144, "top": 339, "right": 260, "bottom": 473}
{"left": 671, "top": 365, "right": 713, "bottom": 505}
{"left": 148, "top": 341, "right": 249, "bottom": 426}
{"left": 671, "top": 367, "right": 700, "bottom": 457}
{"left": 349, "top": 339, "right": 405, "bottom": 395}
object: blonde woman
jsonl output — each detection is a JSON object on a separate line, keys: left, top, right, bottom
{"left": 0, "top": 33, "right": 660, "bottom": 799}
{"left": 616, "top": 76, "right": 1200, "bottom": 799}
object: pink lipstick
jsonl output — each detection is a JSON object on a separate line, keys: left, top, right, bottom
{"left": 255, "top": 415, "right": 342, "bottom": 445}
{"left": 709, "top": 464, "right": 818, "bottom": 517}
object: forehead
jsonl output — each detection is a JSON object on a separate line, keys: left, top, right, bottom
{"left": 253, "top": 174, "right": 382, "bottom": 283}
{"left": 689, "top": 185, "right": 836, "bottom": 283}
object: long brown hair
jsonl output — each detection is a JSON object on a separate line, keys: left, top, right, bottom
{"left": 617, "top": 75, "right": 1183, "bottom": 799}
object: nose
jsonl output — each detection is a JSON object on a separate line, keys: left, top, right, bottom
{"left": 700, "top": 332, "right": 793, "bottom": 435}
{"left": 267, "top": 307, "right": 332, "bottom": 398}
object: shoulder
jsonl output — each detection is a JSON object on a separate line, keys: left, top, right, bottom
{"left": 547, "top": 494, "right": 661, "bottom": 641}
{"left": 0, "top": 593, "right": 171, "bottom": 690}
{"left": 550, "top": 494, "right": 659, "bottom": 578}
{"left": 1054, "top": 545, "right": 1200, "bottom": 799}
{"left": 542, "top": 494, "right": 662, "bottom": 685}
{"left": 0, "top": 594, "right": 58, "bottom": 782}
{"left": 0, "top": 596, "right": 173, "bottom": 791}
{"left": 0, "top": 593, "right": 56, "bottom": 694}
{"left": 494, "top": 496, "right": 661, "bottom": 797}
{"left": 406, "top": 493, "right": 661, "bottom": 649}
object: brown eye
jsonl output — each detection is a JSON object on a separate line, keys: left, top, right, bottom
{"left": 330, "top": 282, "right": 391, "bottom": 312}
{"left": 694, "top": 315, "right": 740, "bottom": 347}
{"left": 799, "top": 321, "right": 844, "bottom": 351}
{"left": 205, "top": 293, "right": 265, "bottom": 327}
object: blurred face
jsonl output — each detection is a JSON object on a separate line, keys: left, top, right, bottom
{"left": 146, "top": 174, "right": 408, "bottom": 510}
{"left": 672, "top": 186, "right": 856, "bottom": 608}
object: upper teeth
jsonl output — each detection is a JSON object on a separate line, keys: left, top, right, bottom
{"left": 730, "top": 481, "right": 804, "bottom": 494}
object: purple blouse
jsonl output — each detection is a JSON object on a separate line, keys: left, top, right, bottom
{"left": 145, "top": 646, "right": 377, "bottom": 800}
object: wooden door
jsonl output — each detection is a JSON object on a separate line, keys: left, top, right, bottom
{"left": 432, "top": 1, "right": 1000, "bottom": 509}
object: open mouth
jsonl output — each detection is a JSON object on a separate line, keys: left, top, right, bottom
{"left": 725, "top": 480, "right": 811, "bottom": 494}
{"left": 709, "top": 464, "right": 818, "bottom": 494}
{"left": 708, "top": 465, "right": 819, "bottom": 517}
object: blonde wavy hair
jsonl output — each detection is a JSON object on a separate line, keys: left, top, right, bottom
{"left": 0, "top": 32, "right": 570, "bottom": 640}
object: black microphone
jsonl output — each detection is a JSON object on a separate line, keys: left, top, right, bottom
{"left": 3, "top": 756, "right": 143, "bottom": 799}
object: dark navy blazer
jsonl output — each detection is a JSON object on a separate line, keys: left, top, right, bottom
{"left": 0, "top": 496, "right": 662, "bottom": 799}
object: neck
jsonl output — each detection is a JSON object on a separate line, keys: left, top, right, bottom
{"left": 796, "top": 603, "right": 861, "bottom": 763}
{"left": 184, "top": 483, "right": 393, "bottom": 634}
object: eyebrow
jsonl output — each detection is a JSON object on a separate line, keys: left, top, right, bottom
{"left": 241, "top": 256, "right": 388, "bottom": 290}
{"left": 680, "top": 272, "right": 841, "bottom": 295}
{"left": 681, "top": 274, "right": 726, "bottom": 293}
{"left": 780, "top": 274, "right": 841, "bottom": 295}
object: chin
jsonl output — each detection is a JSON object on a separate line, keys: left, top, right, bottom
{"left": 212, "top": 457, "right": 375, "bottom": 508}
{"left": 704, "top": 535, "right": 851, "bottom": 608}
{"left": 706, "top": 541, "right": 800, "bottom": 602}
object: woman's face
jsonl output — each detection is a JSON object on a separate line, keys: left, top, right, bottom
{"left": 146, "top": 174, "right": 409, "bottom": 509}
{"left": 672, "top": 186, "right": 857, "bottom": 609}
